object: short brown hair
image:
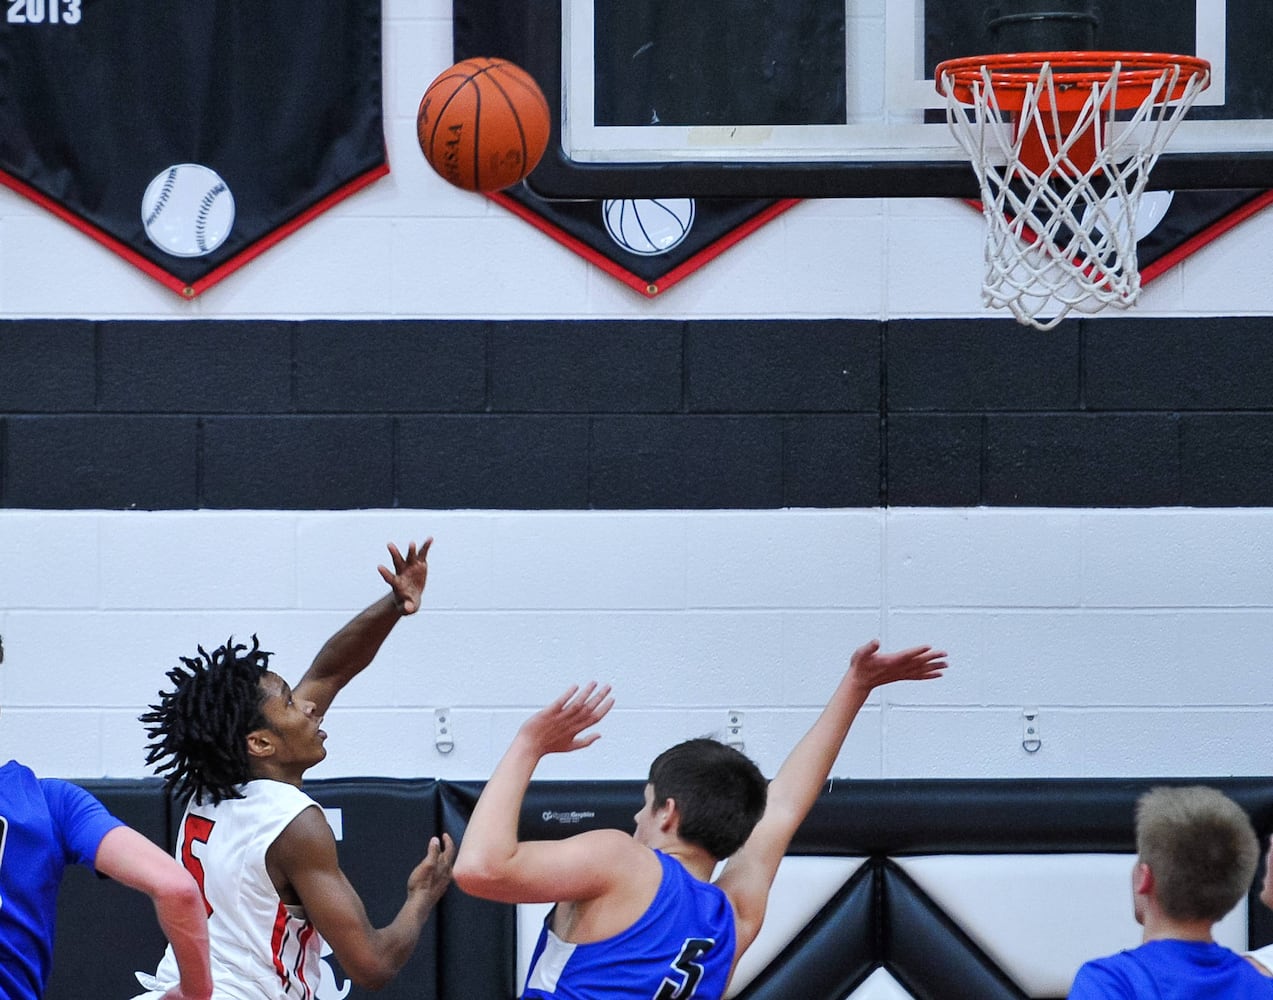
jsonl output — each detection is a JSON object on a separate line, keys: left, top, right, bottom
{"left": 648, "top": 738, "right": 767, "bottom": 860}
{"left": 1136, "top": 785, "right": 1259, "bottom": 922}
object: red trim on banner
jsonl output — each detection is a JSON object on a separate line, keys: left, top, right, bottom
{"left": 0, "top": 162, "right": 390, "bottom": 299}
{"left": 652, "top": 199, "right": 800, "bottom": 295}
{"left": 487, "top": 191, "right": 801, "bottom": 296}
{"left": 183, "top": 162, "right": 390, "bottom": 298}
{"left": 0, "top": 168, "right": 193, "bottom": 296}
{"left": 486, "top": 190, "right": 651, "bottom": 294}
{"left": 1138, "top": 189, "right": 1273, "bottom": 285}
{"left": 966, "top": 192, "right": 1273, "bottom": 287}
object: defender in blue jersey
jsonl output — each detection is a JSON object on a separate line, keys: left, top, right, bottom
{"left": 0, "top": 758, "right": 212, "bottom": 1000}
{"left": 1068, "top": 785, "right": 1273, "bottom": 999}
{"left": 454, "top": 639, "right": 949, "bottom": 1000}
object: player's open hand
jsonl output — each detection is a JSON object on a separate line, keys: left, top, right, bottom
{"left": 848, "top": 639, "right": 948, "bottom": 692}
{"left": 408, "top": 832, "right": 456, "bottom": 908}
{"left": 378, "top": 538, "right": 432, "bottom": 615}
{"left": 518, "top": 682, "right": 614, "bottom": 757}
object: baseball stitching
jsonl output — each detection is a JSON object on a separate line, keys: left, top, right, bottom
{"left": 144, "top": 166, "right": 179, "bottom": 229}
{"left": 195, "top": 182, "right": 229, "bottom": 253}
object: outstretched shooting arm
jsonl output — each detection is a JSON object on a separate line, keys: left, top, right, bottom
{"left": 295, "top": 538, "right": 431, "bottom": 716}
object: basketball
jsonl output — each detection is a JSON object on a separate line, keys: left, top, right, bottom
{"left": 416, "top": 58, "right": 551, "bottom": 193}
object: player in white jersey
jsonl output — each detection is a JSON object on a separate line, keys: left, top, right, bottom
{"left": 133, "top": 539, "right": 454, "bottom": 1000}
{"left": 135, "top": 781, "right": 324, "bottom": 1000}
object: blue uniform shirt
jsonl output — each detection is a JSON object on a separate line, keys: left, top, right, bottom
{"left": 1069, "top": 938, "right": 1273, "bottom": 999}
{"left": 522, "top": 849, "right": 737, "bottom": 1000}
{"left": 0, "top": 760, "right": 124, "bottom": 1000}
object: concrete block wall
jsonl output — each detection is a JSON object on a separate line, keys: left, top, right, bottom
{"left": 1, "top": 508, "right": 1270, "bottom": 783}
{"left": 1, "top": 2, "right": 1272, "bottom": 789}
{"left": 10, "top": 316, "right": 1273, "bottom": 511}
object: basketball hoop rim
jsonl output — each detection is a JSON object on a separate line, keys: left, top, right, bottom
{"left": 937, "top": 51, "right": 1211, "bottom": 109}
{"left": 935, "top": 51, "right": 1214, "bottom": 329}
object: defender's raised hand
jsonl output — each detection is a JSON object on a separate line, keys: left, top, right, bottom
{"left": 517, "top": 683, "right": 615, "bottom": 758}
{"left": 848, "top": 639, "right": 948, "bottom": 691}
{"left": 378, "top": 538, "right": 432, "bottom": 615}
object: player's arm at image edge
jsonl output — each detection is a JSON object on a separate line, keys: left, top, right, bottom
{"left": 94, "top": 825, "right": 214, "bottom": 1000}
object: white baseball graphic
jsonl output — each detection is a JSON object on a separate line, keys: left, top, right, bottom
{"left": 141, "top": 163, "right": 236, "bottom": 258}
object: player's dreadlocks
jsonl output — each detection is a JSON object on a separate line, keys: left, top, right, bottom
{"left": 140, "top": 635, "right": 273, "bottom": 806}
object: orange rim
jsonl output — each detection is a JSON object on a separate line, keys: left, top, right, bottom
{"left": 937, "top": 51, "right": 1211, "bottom": 111}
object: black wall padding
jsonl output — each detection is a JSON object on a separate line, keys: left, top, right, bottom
{"left": 882, "top": 861, "right": 1030, "bottom": 1000}
{"left": 45, "top": 776, "right": 1273, "bottom": 1000}
{"left": 1252, "top": 848, "right": 1273, "bottom": 952}
{"left": 444, "top": 778, "right": 648, "bottom": 840}
{"left": 301, "top": 778, "right": 443, "bottom": 1000}
{"left": 438, "top": 781, "right": 519, "bottom": 999}
{"left": 521, "top": 779, "right": 649, "bottom": 839}
{"left": 46, "top": 779, "right": 171, "bottom": 1000}
{"left": 440, "top": 776, "right": 1273, "bottom": 997}
{"left": 733, "top": 863, "right": 877, "bottom": 1000}
{"left": 794, "top": 777, "right": 1273, "bottom": 854}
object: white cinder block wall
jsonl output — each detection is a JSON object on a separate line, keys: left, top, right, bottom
{"left": 1, "top": 509, "right": 1270, "bottom": 782}
{"left": 1, "top": 3, "right": 1271, "bottom": 784}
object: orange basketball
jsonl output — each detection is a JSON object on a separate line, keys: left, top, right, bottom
{"left": 416, "top": 58, "right": 551, "bottom": 193}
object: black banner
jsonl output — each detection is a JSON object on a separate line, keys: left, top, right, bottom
{"left": 453, "top": 0, "right": 793, "bottom": 296}
{"left": 0, "top": 0, "right": 386, "bottom": 297}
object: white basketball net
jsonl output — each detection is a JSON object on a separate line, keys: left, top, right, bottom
{"left": 941, "top": 59, "right": 1210, "bottom": 330}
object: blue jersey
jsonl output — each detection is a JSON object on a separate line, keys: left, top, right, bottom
{"left": 0, "top": 760, "right": 124, "bottom": 1000}
{"left": 522, "top": 850, "right": 736, "bottom": 1000}
{"left": 1069, "top": 938, "right": 1273, "bottom": 999}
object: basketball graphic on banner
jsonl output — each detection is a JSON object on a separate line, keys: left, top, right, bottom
{"left": 603, "top": 199, "right": 696, "bottom": 256}
{"left": 141, "top": 163, "right": 236, "bottom": 258}
{"left": 1079, "top": 187, "right": 1176, "bottom": 253}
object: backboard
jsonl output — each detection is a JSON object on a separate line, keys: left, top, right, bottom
{"left": 517, "top": 0, "right": 1273, "bottom": 199}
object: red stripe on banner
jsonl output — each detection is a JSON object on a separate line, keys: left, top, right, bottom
{"left": 965, "top": 192, "right": 1273, "bottom": 289}
{"left": 0, "top": 168, "right": 194, "bottom": 296}
{"left": 487, "top": 191, "right": 800, "bottom": 297}
{"left": 486, "top": 190, "right": 652, "bottom": 294}
{"left": 1138, "top": 189, "right": 1273, "bottom": 285}
{"left": 648, "top": 199, "right": 800, "bottom": 295}
{"left": 184, "top": 162, "right": 390, "bottom": 299}
{"left": 0, "top": 161, "right": 389, "bottom": 300}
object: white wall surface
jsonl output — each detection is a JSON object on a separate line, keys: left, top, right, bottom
{"left": 1, "top": 508, "right": 1269, "bottom": 782}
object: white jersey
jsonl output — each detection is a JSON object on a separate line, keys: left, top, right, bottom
{"left": 134, "top": 780, "right": 325, "bottom": 1000}
{"left": 1248, "top": 942, "right": 1273, "bottom": 975}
